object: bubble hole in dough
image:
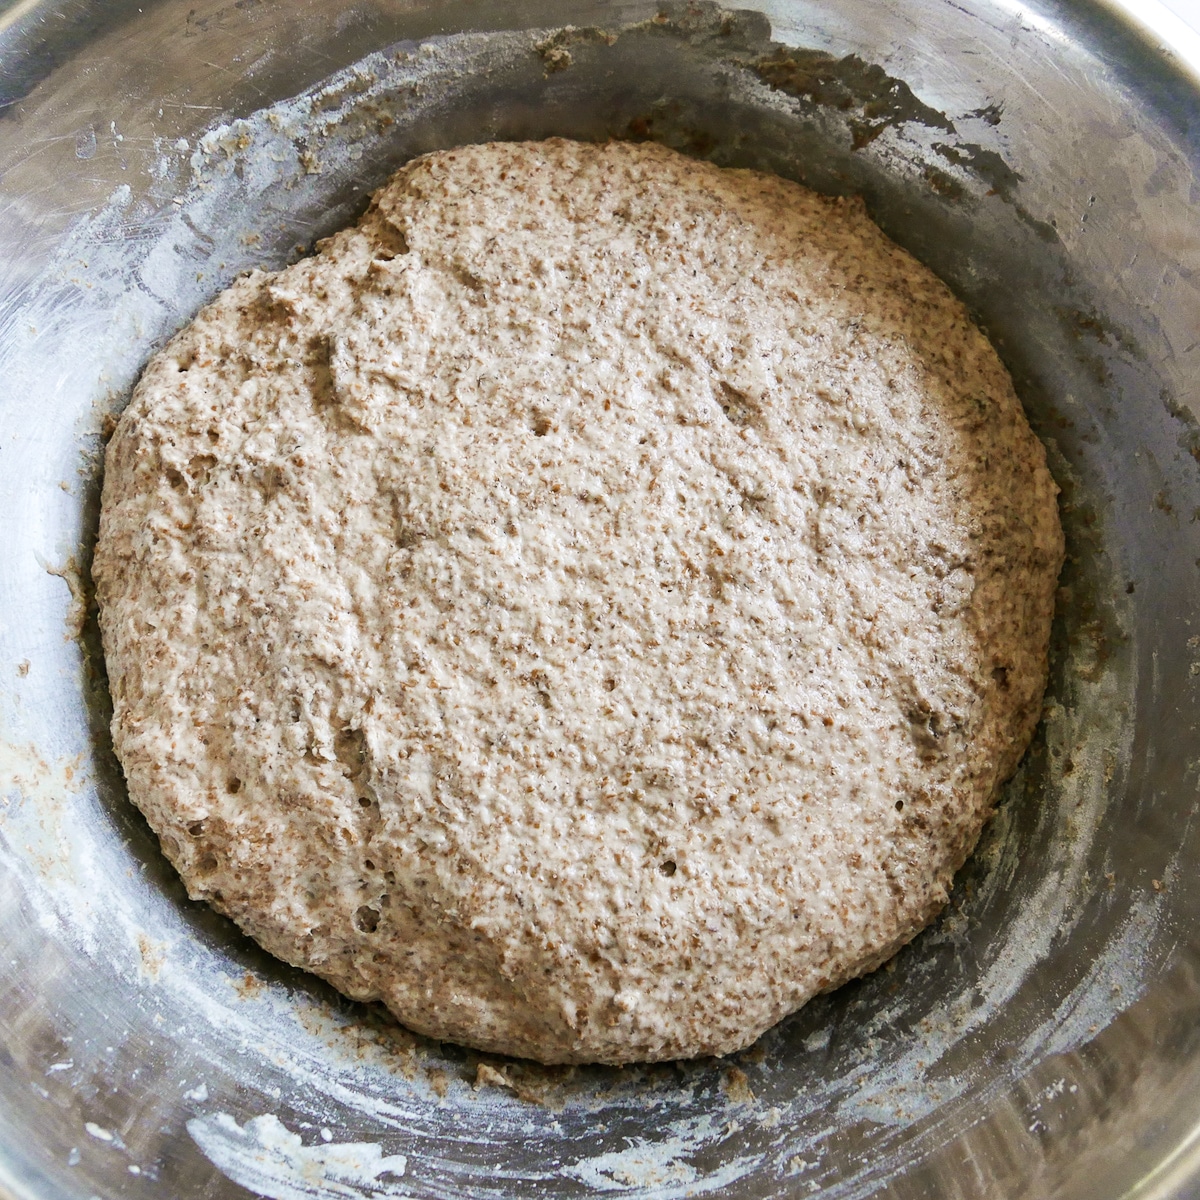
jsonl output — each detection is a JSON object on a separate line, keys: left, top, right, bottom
{"left": 95, "top": 138, "right": 1065, "bottom": 1065}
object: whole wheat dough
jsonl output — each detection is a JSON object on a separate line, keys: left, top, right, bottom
{"left": 95, "top": 138, "right": 1064, "bottom": 1064}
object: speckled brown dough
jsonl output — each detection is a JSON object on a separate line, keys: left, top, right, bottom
{"left": 95, "top": 139, "right": 1064, "bottom": 1064}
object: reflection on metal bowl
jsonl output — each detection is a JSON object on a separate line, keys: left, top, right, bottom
{"left": 1, "top": 1, "right": 1198, "bottom": 1197}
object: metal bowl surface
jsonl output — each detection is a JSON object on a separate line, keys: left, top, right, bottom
{"left": 1, "top": 0, "right": 1199, "bottom": 1197}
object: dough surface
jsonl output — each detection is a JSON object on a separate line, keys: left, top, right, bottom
{"left": 95, "top": 138, "right": 1064, "bottom": 1064}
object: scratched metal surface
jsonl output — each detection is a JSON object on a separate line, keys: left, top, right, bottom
{"left": 1, "top": 0, "right": 1200, "bottom": 1198}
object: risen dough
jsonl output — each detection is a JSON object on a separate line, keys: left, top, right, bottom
{"left": 95, "top": 139, "right": 1063, "bottom": 1064}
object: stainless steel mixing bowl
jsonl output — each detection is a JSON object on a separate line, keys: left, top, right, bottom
{"left": 2, "top": 0, "right": 1199, "bottom": 1196}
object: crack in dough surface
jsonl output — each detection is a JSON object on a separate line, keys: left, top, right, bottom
{"left": 95, "top": 138, "right": 1064, "bottom": 1063}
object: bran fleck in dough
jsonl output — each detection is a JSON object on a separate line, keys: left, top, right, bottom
{"left": 95, "top": 138, "right": 1065, "bottom": 1064}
